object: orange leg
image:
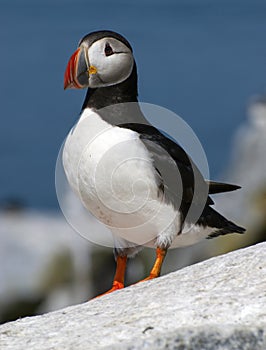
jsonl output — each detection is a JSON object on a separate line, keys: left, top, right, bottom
{"left": 140, "top": 248, "right": 167, "bottom": 282}
{"left": 95, "top": 255, "right": 127, "bottom": 298}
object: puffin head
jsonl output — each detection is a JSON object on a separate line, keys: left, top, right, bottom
{"left": 64, "top": 30, "right": 134, "bottom": 90}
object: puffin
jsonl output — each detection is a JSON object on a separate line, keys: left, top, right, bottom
{"left": 63, "top": 30, "right": 245, "bottom": 296}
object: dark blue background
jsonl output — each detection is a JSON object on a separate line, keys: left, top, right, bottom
{"left": 1, "top": 0, "right": 265, "bottom": 208}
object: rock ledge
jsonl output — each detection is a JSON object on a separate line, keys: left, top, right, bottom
{"left": 0, "top": 242, "right": 266, "bottom": 350}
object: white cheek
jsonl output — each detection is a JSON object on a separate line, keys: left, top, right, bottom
{"left": 88, "top": 42, "right": 134, "bottom": 87}
{"left": 99, "top": 53, "right": 134, "bottom": 83}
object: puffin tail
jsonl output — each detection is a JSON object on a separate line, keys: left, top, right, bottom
{"left": 207, "top": 181, "right": 241, "bottom": 195}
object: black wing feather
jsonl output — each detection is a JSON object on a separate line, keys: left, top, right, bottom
{"left": 119, "top": 122, "right": 245, "bottom": 235}
{"left": 119, "top": 123, "right": 211, "bottom": 214}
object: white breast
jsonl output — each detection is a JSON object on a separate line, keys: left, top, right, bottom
{"left": 62, "top": 108, "right": 181, "bottom": 246}
{"left": 63, "top": 108, "right": 157, "bottom": 203}
{"left": 62, "top": 108, "right": 213, "bottom": 249}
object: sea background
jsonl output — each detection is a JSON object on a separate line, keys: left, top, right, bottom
{"left": 1, "top": 0, "right": 266, "bottom": 209}
{"left": 0, "top": 0, "right": 265, "bottom": 323}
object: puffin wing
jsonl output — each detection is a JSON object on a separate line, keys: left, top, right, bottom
{"left": 119, "top": 123, "right": 212, "bottom": 208}
{"left": 119, "top": 123, "right": 245, "bottom": 235}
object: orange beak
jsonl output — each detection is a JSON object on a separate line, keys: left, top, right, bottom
{"left": 64, "top": 48, "right": 86, "bottom": 90}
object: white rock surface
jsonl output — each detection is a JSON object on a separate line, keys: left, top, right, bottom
{"left": 0, "top": 242, "right": 265, "bottom": 350}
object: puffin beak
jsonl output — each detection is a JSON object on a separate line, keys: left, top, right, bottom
{"left": 64, "top": 47, "right": 97, "bottom": 90}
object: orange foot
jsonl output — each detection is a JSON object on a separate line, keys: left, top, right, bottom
{"left": 138, "top": 274, "right": 157, "bottom": 282}
{"left": 94, "top": 281, "right": 124, "bottom": 298}
{"left": 136, "top": 248, "right": 167, "bottom": 284}
{"left": 93, "top": 256, "right": 127, "bottom": 299}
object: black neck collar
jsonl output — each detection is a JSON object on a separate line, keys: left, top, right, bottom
{"left": 82, "top": 62, "right": 138, "bottom": 111}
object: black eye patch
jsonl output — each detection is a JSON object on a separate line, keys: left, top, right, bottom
{"left": 105, "top": 43, "right": 114, "bottom": 56}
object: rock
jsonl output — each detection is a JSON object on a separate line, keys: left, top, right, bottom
{"left": 0, "top": 242, "right": 265, "bottom": 350}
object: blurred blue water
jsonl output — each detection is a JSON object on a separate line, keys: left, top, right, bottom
{"left": 0, "top": 0, "right": 265, "bottom": 209}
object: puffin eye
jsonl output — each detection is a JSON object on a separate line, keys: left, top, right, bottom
{"left": 105, "top": 43, "right": 114, "bottom": 56}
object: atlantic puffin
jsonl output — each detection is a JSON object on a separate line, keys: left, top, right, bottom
{"left": 63, "top": 30, "right": 245, "bottom": 296}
